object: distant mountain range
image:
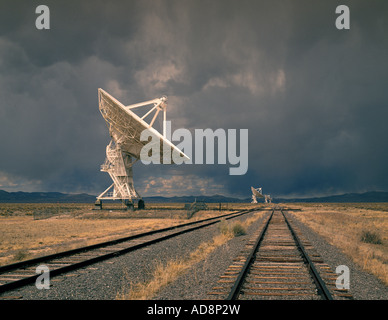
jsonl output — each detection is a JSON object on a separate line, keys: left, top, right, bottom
{"left": 143, "top": 194, "right": 247, "bottom": 203}
{"left": 275, "top": 191, "right": 388, "bottom": 203}
{"left": 0, "top": 190, "right": 96, "bottom": 203}
{"left": 0, "top": 190, "right": 388, "bottom": 204}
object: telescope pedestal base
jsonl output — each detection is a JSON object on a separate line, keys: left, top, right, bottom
{"left": 94, "top": 198, "right": 145, "bottom": 211}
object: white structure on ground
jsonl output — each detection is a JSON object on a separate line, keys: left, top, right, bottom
{"left": 96, "top": 88, "right": 189, "bottom": 210}
{"left": 251, "top": 186, "right": 272, "bottom": 204}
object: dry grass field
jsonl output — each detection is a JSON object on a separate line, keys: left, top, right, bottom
{"left": 0, "top": 203, "right": 238, "bottom": 266}
{"left": 287, "top": 203, "right": 388, "bottom": 286}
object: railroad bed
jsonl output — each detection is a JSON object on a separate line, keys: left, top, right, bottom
{"left": 208, "top": 209, "right": 353, "bottom": 300}
{"left": 0, "top": 208, "right": 255, "bottom": 295}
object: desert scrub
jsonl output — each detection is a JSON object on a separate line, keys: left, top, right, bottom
{"left": 117, "top": 233, "right": 231, "bottom": 300}
{"left": 360, "top": 230, "right": 383, "bottom": 245}
{"left": 231, "top": 222, "right": 246, "bottom": 236}
{"left": 13, "top": 249, "right": 29, "bottom": 262}
{"left": 289, "top": 204, "right": 388, "bottom": 285}
{"left": 219, "top": 219, "right": 246, "bottom": 237}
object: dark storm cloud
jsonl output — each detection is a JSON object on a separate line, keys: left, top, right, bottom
{"left": 0, "top": 0, "right": 387, "bottom": 197}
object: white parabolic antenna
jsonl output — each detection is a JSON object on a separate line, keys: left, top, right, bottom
{"left": 96, "top": 88, "right": 189, "bottom": 209}
{"left": 251, "top": 186, "right": 272, "bottom": 204}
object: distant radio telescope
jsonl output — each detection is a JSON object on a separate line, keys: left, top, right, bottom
{"left": 251, "top": 186, "right": 272, "bottom": 204}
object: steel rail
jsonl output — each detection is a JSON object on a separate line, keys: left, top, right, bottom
{"left": 226, "top": 208, "right": 334, "bottom": 300}
{"left": 226, "top": 209, "right": 274, "bottom": 300}
{"left": 0, "top": 208, "right": 254, "bottom": 274}
{"left": 0, "top": 208, "right": 257, "bottom": 294}
{"left": 281, "top": 209, "right": 334, "bottom": 300}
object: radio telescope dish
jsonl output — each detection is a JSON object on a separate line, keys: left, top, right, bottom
{"left": 264, "top": 194, "right": 272, "bottom": 204}
{"left": 251, "top": 186, "right": 272, "bottom": 204}
{"left": 96, "top": 88, "right": 189, "bottom": 210}
{"left": 251, "top": 186, "right": 264, "bottom": 203}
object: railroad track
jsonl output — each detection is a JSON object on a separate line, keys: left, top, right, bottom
{"left": 0, "top": 208, "right": 258, "bottom": 294}
{"left": 208, "top": 208, "right": 352, "bottom": 300}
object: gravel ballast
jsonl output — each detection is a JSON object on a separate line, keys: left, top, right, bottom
{"left": 285, "top": 211, "right": 388, "bottom": 300}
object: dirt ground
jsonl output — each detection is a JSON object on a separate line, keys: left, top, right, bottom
{"left": 287, "top": 203, "right": 388, "bottom": 285}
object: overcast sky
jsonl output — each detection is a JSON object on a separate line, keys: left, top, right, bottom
{"left": 0, "top": 0, "right": 387, "bottom": 198}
